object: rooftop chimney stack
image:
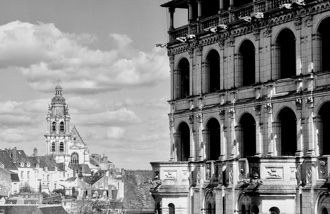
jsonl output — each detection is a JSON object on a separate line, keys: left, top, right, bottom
{"left": 12, "top": 147, "right": 17, "bottom": 163}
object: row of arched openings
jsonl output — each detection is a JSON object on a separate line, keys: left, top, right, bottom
{"left": 51, "top": 142, "right": 64, "bottom": 153}
{"left": 51, "top": 121, "right": 65, "bottom": 132}
{"left": 176, "top": 103, "right": 330, "bottom": 161}
{"left": 71, "top": 152, "right": 79, "bottom": 164}
{"left": 175, "top": 18, "right": 330, "bottom": 99}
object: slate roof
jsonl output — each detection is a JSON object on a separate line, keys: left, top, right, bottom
{"left": 89, "top": 157, "right": 99, "bottom": 167}
{"left": 27, "top": 156, "right": 39, "bottom": 168}
{"left": 10, "top": 173, "right": 20, "bottom": 182}
{"left": 37, "top": 156, "right": 58, "bottom": 171}
{"left": 14, "top": 150, "right": 32, "bottom": 168}
{"left": 39, "top": 205, "right": 68, "bottom": 214}
{"left": 56, "top": 163, "right": 65, "bottom": 171}
{"left": 0, "top": 150, "right": 17, "bottom": 171}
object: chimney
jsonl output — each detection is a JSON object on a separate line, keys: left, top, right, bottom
{"left": 12, "top": 147, "right": 17, "bottom": 163}
{"left": 33, "top": 148, "right": 38, "bottom": 157}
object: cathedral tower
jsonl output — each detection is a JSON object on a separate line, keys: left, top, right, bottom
{"left": 45, "top": 83, "right": 71, "bottom": 162}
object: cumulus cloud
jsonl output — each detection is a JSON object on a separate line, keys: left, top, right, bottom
{"left": 106, "top": 127, "right": 126, "bottom": 139}
{"left": 73, "top": 108, "right": 141, "bottom": 126}
{"left": 0, "top": 21, "right": 169, "bottom": 94}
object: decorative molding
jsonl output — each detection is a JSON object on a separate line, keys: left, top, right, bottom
{"left": 189, "top": 115, "right": 194, "bottom": 124}
{"left": 263, "top": 27, "right": 272, "bottom": 38}
{"left": 196, "top": 113, "right": 203, "bottom": 123}
{"left": 294, "top": 17, "right": 302, "bottom": 30}
{"left": 295, "top": 98, "right": 302, "bottom": 110}
{"left": 254, "top": 105, "right": 261, "bottom": 115}
{"left": 228, "top": 108, "right": 235, "bottom": 119}
{"left": 264, "top": 103, "right": 272, "bottom": 114}
{"left": 306, "top": 96, "right": 314, "bottom": 108}
{"left": 253, "top": 30, "right": 260, "bottom": 41}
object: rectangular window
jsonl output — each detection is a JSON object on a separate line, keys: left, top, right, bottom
{"left": 21, "top": 171, "right": 24, "bottom": 179}
{"left": 27, "top": 171, "right": 30, "bottom": 179}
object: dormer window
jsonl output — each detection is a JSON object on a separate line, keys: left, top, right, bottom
{"left": 26, "top": 162, "right": 30, "bottom": 167}
{"left": 20, "top": 162, "right": 24, "bottom": 167}
{"left": 44, "top": 167, "right": 48, "bottom": 172}
{"left": 36, "top": 163, "right": 39, "bottom": 168}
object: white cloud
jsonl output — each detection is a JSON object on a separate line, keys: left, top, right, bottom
{"left": 106, "top": 127, "right": 126, "bottom": 139}
{"left": 0, "top": 21, "right": 169, "bottom": 94}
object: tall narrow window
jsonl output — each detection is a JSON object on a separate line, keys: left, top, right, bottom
{"left": 71, "top": 152, "right": 79, "bottom": 164}
{"left": 318, "top": 102, "right": 330, "bottom": 155}
{"left": 239, "top": 113, "right": 256, "bottom": 158}
{"left": 177, "top": 122, "right": 190, "bottom": 161}
{"left": 169, "top": 203, "right": 175, "bottom": 214}
{"left": 278, "top": 107, "right": 297, "bottom": 156}
{"left": 239, "top": 40, "right": 255, "bottom": 87}
{"left": 59, "top": 142, "right": 64, "bottom": 153}
{"left": 206, "top": 118, "right": 220, "bottom": 160}
{"left": 205, "top": 50, "right": 220, "bottom": 93}
{"left": 318, "top": 18, "right": 330, "bottom": 72}
{"left": 277, "top": 29, "right": 296, "bottom": 79}
{"left": 51, "top": 142, "right": 56, "bottom": 152}
{"left": 177, "top": 58, "right": 190, "bottom": 99}
{"left": 59, "top": 122, "right": 64, "bottom": 132}
{"left": 52, "top": 122, "right": 56, "bottom": 132}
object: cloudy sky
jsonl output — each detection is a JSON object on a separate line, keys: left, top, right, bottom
{"left": 0, "top": 0, "right": 187, "bottom": 169}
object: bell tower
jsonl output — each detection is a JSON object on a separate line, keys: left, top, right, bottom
{"left": 45, "top": 81, "right": 71, "bottom": 162}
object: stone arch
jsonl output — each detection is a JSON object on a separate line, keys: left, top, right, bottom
{"left": 316, "top": 191, "right": 330, "bottom": 213}
{"left": 175, "top": 57, "right": 190, "bottom": 99}
{"left": 315, "top": 16, "right": 330, "bottom": 72}
{"left": 276, "top": 107, "right": 297, "bottom": 156}
{"left": 316, "top": 101, "right": 330, "bottom": 155}
{"left": 205, "top": 117, "right": 221, "bottom": 160}
{"left": 203, "top": 189, "right": 215, "bottom": 214}
{"left": 204, "top": 49, "right": 221, "bottom": 93}
{"left": 273, "top": 103, "right": 299, "bottom": 120}
{"left": 274, "top": 28, "right": 296, "bottom": 79}
{"left": 168, "top": 203, "right": 175, "bottom": 214}
{"left": 237, "top": 193, "right": 252, "bottom": 214}
{"left": 71, "top": 152, "right": 79, "bottom": 164}
{"left": 238, "top": 113, "right": 257, "bottom": 158}
{"left": 176, "top": 122, "right": 190, "bottom": 161}
{"left": 237, "top": 39, "right": 256, "bottom": 87}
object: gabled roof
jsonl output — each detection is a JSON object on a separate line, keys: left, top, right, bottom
{"left": 15, "top": 150, "right": 31, "bottom": 167}
{"left": 71, "top": 126, "right": 86, "bottom": 146}
{"left": 0, "top": 150, "right": 17, "bottom": 171}
{"left": 36, "top": 156, "right": 57, "bottom": 171}
{"left": 27, "top": 156, "right": 39, "bottom": 167}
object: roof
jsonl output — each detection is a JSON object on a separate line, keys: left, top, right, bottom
{"left": 10, "top": 173, "right": 20, "bottom": 182}
{"left": 37, "top": 156, "right": 58, "bottom": 171}
{"left": 89, "top": 157, "right": 99, "bottom": 167}
{"left": 39, "top": 205, "right": 68, "bottom": 214}
{"left": 0, "top": 150, "right": 17, "bottom": 171}
{"left": 14, "top": 150, "right": 31, "bottom": 167}
{"left": 66, "top": 177, "right": 76, "bottom": 182}
{"left": 56, "top": 163, "right": 65, "bottom": 171}
{"left": 27, "top": 156, "right": 39, "bottom": 167}
{"left": 161, "top": 0, "right": 188, "bottom": 8}
{"left": 71, "top": 126, "right": 86, "bottom": 146}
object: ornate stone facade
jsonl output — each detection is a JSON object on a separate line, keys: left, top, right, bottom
{"left": 45, "top": 84, "right": 90, "bottom": 166}
{"left": 151, "top": 0, "right": 330, "bottom": 214}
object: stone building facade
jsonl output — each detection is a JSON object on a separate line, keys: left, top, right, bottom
{"left": 151, "top": 0, "right": 330, "bottom": 214}
{"left": 45, "top": 84, "right": 90, "bottom": 165}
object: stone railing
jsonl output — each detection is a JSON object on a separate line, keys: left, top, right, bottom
{"left": 168, "top": 0, "right": 318, "bottom": 42}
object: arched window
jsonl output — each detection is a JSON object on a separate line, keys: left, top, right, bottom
{"left": 322, "top": 207, "right": 328, "bottom": 214}
{"left": 52, "top": 122, "right": 56, "bottom": 132}
{"left": 276, "top": 29, "right": 296, "bottom": 79}
{"left": 59, "top": 122, "right": 64, "bottom": 132}
{"left": 168, "top": 203, "right": 175, "bottom": 214}
{"left": 206, "top": 118, "right": 220, "bottom": 160}
{"left": 239, "top": 113, "right": 256, "bottom": 158}
{"left": 71, "top": 152, "right": 79, "bottom": 164}
{"left": 205, "top": 50, "right": 220, "bottom": 93}
{"left": 318, "top": 18, "right": 330, "bottom": 72}
{"left": 239, "top": 40, "right": 255, "bottom": 86}
{"left": 177, "top": 58, "right": 190, "bottom": 99}
{"left": 177, "top": 122, "right": 190, "bottom": 161}
{"left": 278, "top": 107, "right": 297, "bottom": 156}
{"left": 51, "top": 142, "right": 55, "bottom": 152}
{"left": 318, "top": 102, "right": 330, "bottom": 155}
{"left": 59, "top": 142, "right": 64, "bottom": 153}
{"left": 241, "top": 205, "right": 246, "bottom": 214}
{"left": 269, "top": 207, "right": 280, "bottom": 214}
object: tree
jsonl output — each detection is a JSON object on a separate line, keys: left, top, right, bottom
{"left": 19, "top": 183, "right": 34, "bottom": 193}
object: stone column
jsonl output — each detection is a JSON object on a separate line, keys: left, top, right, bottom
{"left": 219, "top": 0, "right": 224, "bottom": 11}
{"left": 189, "top": 51, "right": 194, "bottom": 96}
{"left": 296, "top": 115, "right": 304, "bottom": 156}
{"left": 202, "top": 129, "right": 209, "bottom": 160}
{"left": 220, "top": 119, "right": 226, "bottom": 160}
{"left": 189, "top": 116, "right": 196, "bottom": 161}
{"left": 202, "top": 61, "right": 209, "bottom": 93}
{"left": 169, "top": 55, "right": 175, "bottom": 100}
{"left": 169, "top": 117, "right": 175, "bottom": 161}
{"left": 188, "top": 0, "right": 193, "bottom": 22}
{"left": 229, "top": 0, "right": 234, "bottom": 8}
{"left": 312, "top": 34, "right": 321, "bottom": 72}
{"left": 234, "top": 125, "right": 242, "bottom": 157}
{"left": 198, "top": 115, "right": 205, "bottom": 161}
{"left": 197, "top": 0, "right": 202, "bottom": 20}
{"left": 313, "top": 115, "right": 322, "bottom": 156}
{"left": 174, "top": 69, "right": 180, "bottom": 99}
{"left": 174, "top": 132, "right": 180, "bottom": 161}
{"left": 255, "top": 117, "right": 262, "bottom": 156}
{"left": 169, "top": 7, "right": 175, "bottom": 30}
